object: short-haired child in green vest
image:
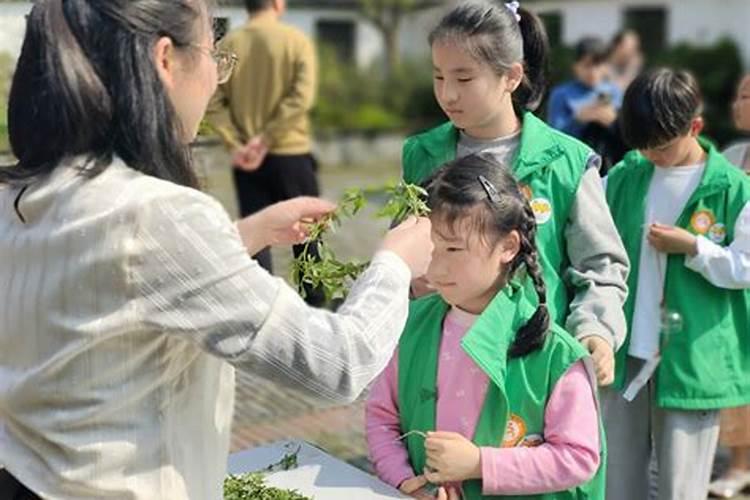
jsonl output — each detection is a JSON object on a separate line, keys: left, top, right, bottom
{"left": 603, "top": 68, "right": 750, "bottom": 500}
{"left": 367, "top": 154, "right": 604, "bottom": 500}
{"left": 402, "top": 0, "right": 629, "bottom": 390}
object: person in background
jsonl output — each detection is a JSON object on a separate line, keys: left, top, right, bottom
{"left": 607, "top": 29, "right": 644, "bottom": 94}
{"left": 604, "top": 68, "right": 750, "bottom": 500}
{"left": 708, "top": 72, "right": 750, "bottom": 499}
{"left": 722, "top": 74, "right": 750, "bottom": 173}
{"left": 548, "top": 36, "right": 627, "bottom": 173}
{"left": 205, "top": 0, "right": 325, "bottom": 305}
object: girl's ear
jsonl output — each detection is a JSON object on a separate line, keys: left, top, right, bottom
{"left": 153, "top": 36, "right": 177, "bottom": 92}
{"left": 505, "top": 62, "right": 524, "bottom": 93}
{"left": 689, "top": 116, "right": 705, "bottom": 137}
{"left": 498, "top": 229, "right": 521, "bottom": 265}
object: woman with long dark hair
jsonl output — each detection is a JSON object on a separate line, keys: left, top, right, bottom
{"left": 0, "top": 1, "right": 433, "bottom": 498}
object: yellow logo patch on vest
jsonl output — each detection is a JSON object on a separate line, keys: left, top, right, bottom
{"left": 690, "top": 210, "right": 715, "bottom": 235}
{"left": 530, "top": 198, "right": 552, "bottom": 224}
{"left": 520, "top": 184, "right": 533, "bottom": 201}
{"left": 708, "top": 223, "right": 727, "bottom": 244}
{"left": 501, "top": 414, "right": 527, "bottom": 447}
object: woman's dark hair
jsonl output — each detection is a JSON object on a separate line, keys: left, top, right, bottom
{"left": 2, "top": 0, "right": 207, "bottom": 188}
{"left": 423, "top": 153, "right": 549, "bottom": 358}
{"left": 428, "top": 0, "right": 550, "bottom": 114}
{"left": 574, "top": 36, "right": 609, "bottom": 64}
{"left": 619, "top": 67, "right": 704, "bottom": 150}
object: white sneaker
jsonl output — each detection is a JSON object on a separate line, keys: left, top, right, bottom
{"left": 709, "top": 470, "right": 750, "bottom": 498}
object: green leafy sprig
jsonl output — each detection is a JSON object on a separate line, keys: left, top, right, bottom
{"left": 291, "top": 189, "right": 368, "bottom": 302}
{"left": 376, "top": 182, "right": 431, "bottom": 223}
{"left": 292, "top": 182, "right": 429, "bottom": 303}
{"left": 224, "top": 444, "right": 309, "bottom": 500}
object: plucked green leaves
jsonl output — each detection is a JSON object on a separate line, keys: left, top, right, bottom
{"left": 292, "top": 181, "right": 428, "bottom": 302}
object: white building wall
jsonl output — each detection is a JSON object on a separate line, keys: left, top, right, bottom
{"left": 529, "top": 0, "right": 750, "bottom": 67}
{"left": 2, "top": 1, "right": 750, "bottom": 68}
{"left": 0, "top": 3, "right": 31, "bottom": 58}
{"left": 667, "top": 0, "right": 750, "bottom": 68}
{"left": 399, "top": 4, "right": 454, "bottom": 61}
{"left": 218, "top": 6, "right": 384, "bottom": 68}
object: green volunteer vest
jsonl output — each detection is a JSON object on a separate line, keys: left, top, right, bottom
{"left": 606, "top": 139, "right": 750, "bottom": 409}
{"left": 402, "top": 113, "right": 592, "bottom": 326}
{"left": 397, "top": 285, "right": 605, "bottom": 499}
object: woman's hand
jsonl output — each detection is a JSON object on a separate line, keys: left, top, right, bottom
{"left": 236, "top": 196, "right": 336, "bottom": 255}
{"left": 380, "top": 216, "right": 434, "bottom": 278}
{"left": 424, "top": 432, "right": 482, "bottom": 484}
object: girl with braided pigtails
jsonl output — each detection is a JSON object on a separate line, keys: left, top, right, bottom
{"left": 366, "top": 154, "right": 605, "bottom": 500}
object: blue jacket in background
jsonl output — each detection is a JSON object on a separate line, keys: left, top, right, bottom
{"left": 547, "top": 80, "right": 623, "bottom": 139}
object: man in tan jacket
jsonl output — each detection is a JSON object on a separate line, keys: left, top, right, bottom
{"left": 207, "top": 0, "right": 324, "bottom": 305}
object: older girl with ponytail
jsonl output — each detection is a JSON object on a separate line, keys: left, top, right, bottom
{"left": 403, "top": 0, "right": 629, "bottom": 389}
{"left": 367, "top": 154, "right": 604, "bottom": 500}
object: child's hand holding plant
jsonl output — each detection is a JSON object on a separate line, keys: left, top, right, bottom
{"left": 400, "top": 475, "right": 461, "bottom": 500}
{"left": 424, "top": 431, "right": 482, "bottom": 484}
{"left": 399, "top": 475, "right": 433, "bottom": 499}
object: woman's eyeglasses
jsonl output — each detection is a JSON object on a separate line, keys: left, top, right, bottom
{"left": 188, "top": 43, "right": 238, "bottom": 84}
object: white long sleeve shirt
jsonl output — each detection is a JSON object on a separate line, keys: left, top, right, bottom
{"left": 604, "top": 162, "right": 750, "bottom": 360}
{"left": 628, "top": 163, "right": 705, "bottom": 359}
{"left": 0, "top": 157, "right": 412, "bottom": 499}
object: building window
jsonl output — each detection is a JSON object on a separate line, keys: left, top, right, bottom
{"left": 539, "top": 12, "right": 563, "bottom": 49}
{"left": 316, "top": 19, "right": 356, "bottom": 64}
{"left": 624, "top": 7, "right": 667, "bottom": 54}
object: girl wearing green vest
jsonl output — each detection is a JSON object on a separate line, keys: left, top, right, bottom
{"left": 367, "top": 154, "right": 604, "bottom": 499}
{"left": 403, "top": 0, "right": 629, "bottom": 388}
{"left": 603, "top": 68, "right": 750, "bottom": 500}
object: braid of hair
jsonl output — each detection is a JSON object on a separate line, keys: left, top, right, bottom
{"left": 508, "top": 203, "right": 550, "bottom": 358}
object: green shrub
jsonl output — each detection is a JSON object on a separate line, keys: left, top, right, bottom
{"left": 313, "top": 47, "right": 433, "bottom": 135}
{"left": 0, "top": 51, "right": 13, "bottom": 153}
{"left": 0, "top": 108, "right": 8, "bottom": 154}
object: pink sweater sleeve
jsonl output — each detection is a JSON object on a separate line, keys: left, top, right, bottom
{"left": 365, "top": 350, "right": 415, "bottom": 489}
{"left": 479, "top": 361, "right": 600, "bottom": 495}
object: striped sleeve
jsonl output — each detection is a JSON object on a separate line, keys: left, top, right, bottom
{"left": 130, "top": 190, "right": 412, "bottom": 403}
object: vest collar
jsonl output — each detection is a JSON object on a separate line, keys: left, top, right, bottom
{"left": 416, "top": 112, "right": 565, "bottom": 180}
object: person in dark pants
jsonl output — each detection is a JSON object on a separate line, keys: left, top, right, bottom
{"left": 206, "top": 0, "right": 325, "bottom": 305}
{"left": 233, "top": 153, "right": 321, "bottom": 280}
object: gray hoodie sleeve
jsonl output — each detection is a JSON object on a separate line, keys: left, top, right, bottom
{"left": 563, "top": 156, "right": 630, "bottom": 350}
